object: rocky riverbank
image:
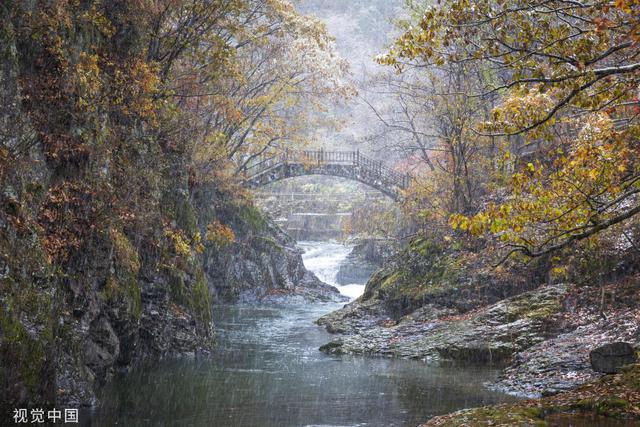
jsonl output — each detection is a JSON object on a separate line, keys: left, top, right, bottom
{"left": 423, "top": 364, "right": 640, "bottom": 426}
{"left": 319, "top": 236, "right": 640, "bottom": 406}
{"left": 319, "top": 283, "right": 571, "bottom": 363}
{"left": 2, "top": 198, "right": 343, "bottom": 409}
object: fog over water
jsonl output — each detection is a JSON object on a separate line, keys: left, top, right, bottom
{"left": 297, "top": 0, "right": 405, "bottom": 150}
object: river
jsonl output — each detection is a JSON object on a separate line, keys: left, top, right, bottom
{"left": 86, "top": 241, "right": 517, "bottom": 426}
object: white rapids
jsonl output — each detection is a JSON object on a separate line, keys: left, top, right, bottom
{"left": 297, "top": 241, "right": 365, "bottom": 300}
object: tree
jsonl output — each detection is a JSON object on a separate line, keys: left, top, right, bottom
{"left": 380, "top": 0, "right": 640, "bottom": 259}
{"left": 364, "top": 62, "right": 497, "bottom": 219}
{"left": 156, "top": 0, "right": 353, "bottom": 186}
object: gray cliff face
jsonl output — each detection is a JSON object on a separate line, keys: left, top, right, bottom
{"left": 207, "top": 235, "right": 347, "bottom": 304}
{"left": 47, "top": 198, "right": 342, "bottom": 408}
{"left": 194, "top": 187, "right": 347, "bottom": 305}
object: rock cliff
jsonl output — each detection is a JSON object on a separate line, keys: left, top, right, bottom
{"left": 0, "top": 7, "right": 342, "bottom": 411}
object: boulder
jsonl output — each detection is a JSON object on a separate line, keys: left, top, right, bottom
{"left": 589, "top": 342, "right": 637, "bottom": 374}
{"left": 319, "top": 339, "right": 344, "bottom": 355}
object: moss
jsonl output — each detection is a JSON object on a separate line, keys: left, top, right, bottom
{"left": 409, "top": 237, "right": 435, "bottom": 257}
{"left": 166, "top": 264, "right": 211, "bottom": 324}
{"left": 504, "top": 291, "right": 562, "bottom": 323}
{"left": 101, "top": 276, "right": 119, "bottom": 302}
{"left": 371, "top": 238, "right": 466, "bottom": 316}
{"left": 524, "top": 302, "right": 561, "bottom": 320}
{"left": 620, "top": 364, "right": 640, "bottom": 391}
{"left": 381, "top": 271, "right": 404, "bottom": 289}
{"left": 436, "top": 405, "right": 547, "bottom": 426}
{"left": 238, "top": 204, "right": 266, "bottom": 232}
{"left": 569, "top": 397, "right": 630, "bottom": 417}
{"left": 111, "top": 228, "right": 140, "bottom": 274}
{"left": 102, "top": 229, "right": 143, "bottom": 320}
{"left": 0, "top": 18, "right": 18, "bottom": 74}
{"left": 431, "top": 365, "right": 640, "bottom": 426}
{"left": 0, "top": 305, "right": 51, "bottom": 396}
{"left": 162, "top": 192, "right": 199, "bottom": 236}
{"left": 255, "top": 236, "right": 284, "bottom": 252}
{"left": 433, "top": 395, "right": 638, "bottom": 426}
{"left": 127, "top": 277, "right": 142, "bottom": 320}
{"left": 167, "top": 267, "right": 189, "bottom": 306}
{"left": 0, "top": 219, "right": 57, "bottom": 405}
{"left": 177, "top": 198, "right": 199, "bottom": 236}
{"left": 100, "top": 275, "right": 141, "bottom": 320}
{"left": 191, "top": 268, "right": 212, "bottom": 324}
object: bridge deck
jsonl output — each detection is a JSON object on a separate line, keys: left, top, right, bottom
{"left": 243, "top": 150, "right": 411, "bottom": 201}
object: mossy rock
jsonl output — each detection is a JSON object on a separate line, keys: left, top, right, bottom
{"left": 502, "top": 288, "right": 563, "bottom": 323}
{"left": 0, "top": 304, "right": 55, "bottom": 405}
{"left": 621, "top": 364, "right": 640, "bottom": 391}
{"left": 365, "top": 238, "right": 467, "bottom": 317}
{"left": 238, "top": 204, "right": 267, "bottom": 232}
{"left": 167, "top": 266, "right": 189, "bottom": 306}
{"left": 191, "top": 267, "right": 212, "bottom": 324}
{"left": 254, "top": 236, "right": 284, "bottom": 252}
{"left": 100, "top": 229, "right": 142, "bottom": 319}
{"left": 177, "top": 200, "right": 199, "bottom": 236}
{"left": 427, "top": 364, "right": 640, "bottom": 426}
{"left": 110, "top": 228, "right": 140, "bottom": 274}
{"left": 570, "top": 397, "right": 630, "bottom": 416}
{"left": 162, "top": 191, "right": 199, "bottom": 235}
{"left": 430, "top": 405, "right": 546, "bottom": 427}
{"left": 165, "top": 264, "right": 211, "bottom": 324}
{"left": 101, "top": 275, "right": 141, "bottom": 320}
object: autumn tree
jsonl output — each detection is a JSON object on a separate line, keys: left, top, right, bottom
{"left": 380, "top": 0, "right": 640, "bottom": 260}
{"left": 155, "top": 0, "right": 352, "bottom": 188}
{"left": 364, "top": 61, "right": 499, "bottom": 224}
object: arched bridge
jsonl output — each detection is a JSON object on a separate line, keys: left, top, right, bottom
{"left": 243, "top": 149, "right": 411, "bottom": 201}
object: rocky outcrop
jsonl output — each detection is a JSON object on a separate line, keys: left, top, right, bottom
{"left": 207, "top": 223, "right": 347, "bottom": 304}
{"left": 194, "top": 186, "right": 347, "bottom": 305}
{"left": 1, "top": 190, "right": 340, "bottom": 410}
{"left": 493, "top": 308, "right": 640, "bottom": 397}
{"left": 423, "top": 364, "right": 640, "bottom": 426}
{"left": 318, "top": 234, "right": 640, "bottom": 399}
{"left": 353, "top": 237, "right": 542, "bottom": 319}
{"left": 319, "top": 283, "right": 569, "bottom": 363}
{"left": 590, "top": 342, "right": 637, "bottom": 374}
{"left": 335, "top": 238, "right": 397, "bottom": 285}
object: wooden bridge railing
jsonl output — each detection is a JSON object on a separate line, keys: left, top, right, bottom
{"left": 243, "top": 149, "right": 412, "bottom": 192}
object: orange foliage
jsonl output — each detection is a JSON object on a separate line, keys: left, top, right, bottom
{"left": 205, "top": 220, "right": 236, "bottom": 247}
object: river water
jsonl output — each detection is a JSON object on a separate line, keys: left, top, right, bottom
{"left": 86, "top": 241, "right": 518, "bottom": 426}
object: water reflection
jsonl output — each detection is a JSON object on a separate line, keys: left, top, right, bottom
{"left": 87, "top": 303, "right": 516, "bottom": 426}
